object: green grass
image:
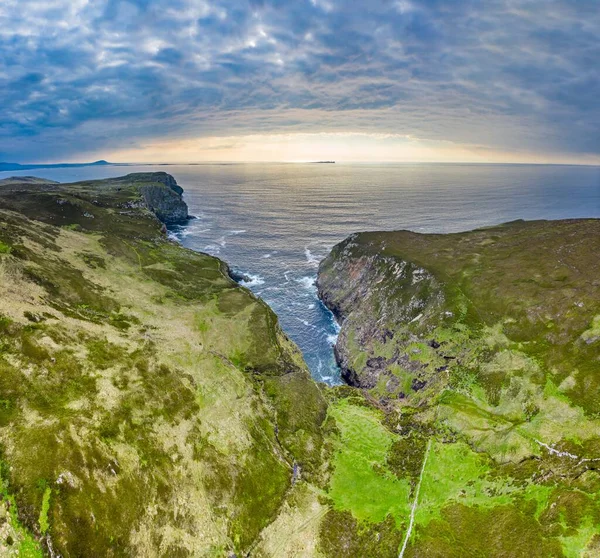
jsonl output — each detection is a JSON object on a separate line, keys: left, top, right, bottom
{"left": 328, "top": 399, "right": 411, "bottom": 526}
{"left": 0, "top": 462, "right": 43, "bottom": 557}
{"left": 580, "top": 314, "right": 600, "bottom": 343}
{"left": 560, "top": 518, "right": 599, "bottom": 557}
{"left": 416, "top": 440, "right": 552, "bottom": 526}
{"left": 38, "top": 486, "right": 51, "bottom": 534}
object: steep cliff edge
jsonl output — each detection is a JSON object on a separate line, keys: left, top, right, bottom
{"left": 128, "top": 171, "right": 189, "bottom": 223}
{"left": 318, "top": 220, "right": 600, "bottom": 556}
{"left": 317, "top": 231, "right": 445, "bottom": 389}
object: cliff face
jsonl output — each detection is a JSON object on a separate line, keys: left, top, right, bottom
{"left": 319, "top": 221, "right": 600, "bottom": 407}
{"left": 130, "top": 172, "right": 189, "bottom": 224}
{"left": 140, "top": 183, "right": 188, "bottom": 224}
{"left": 318, "top": 220, "right": 600, "bottom": 556}
{"left": 317, "top": 232, "right": 444, "bottom": 388}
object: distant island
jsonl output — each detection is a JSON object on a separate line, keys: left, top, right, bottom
{"left": 312, "top": 160, "right": 335, "bottom": 164}
{"left": 0, "top": 160, "right": 115, "bottom": 172}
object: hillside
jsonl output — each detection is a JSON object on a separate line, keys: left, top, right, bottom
{"left": 0, "top": 173, "right": 328, "bottom": 556}
{"left": 0, "top": 161, "right": 111, "bottom": 172}
{"left": 318, "top": 220, "right": 600, "bottom": 557}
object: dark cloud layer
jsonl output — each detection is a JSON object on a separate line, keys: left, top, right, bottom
{"left": 0, "top": 0, "right": 598, "bottom": 161}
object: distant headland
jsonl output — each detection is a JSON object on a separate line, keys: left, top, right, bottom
{"left": 0, "top": 160, "right": 117, "bottom": 172}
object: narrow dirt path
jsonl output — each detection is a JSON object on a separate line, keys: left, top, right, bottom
{"left": 399, "top": 438, "right": 432, "bottom": 558}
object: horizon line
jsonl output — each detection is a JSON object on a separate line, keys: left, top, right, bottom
{"left": 3, "top": 160, "right": 600, "bottom": 169}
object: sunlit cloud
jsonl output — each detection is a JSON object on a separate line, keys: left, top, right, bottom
{"left": 0, "top": 0, "right": 598, "bottom": 163}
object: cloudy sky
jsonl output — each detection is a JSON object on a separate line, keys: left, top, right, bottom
{"left": 0, "top": 0, "right": 598, "bottom": 163}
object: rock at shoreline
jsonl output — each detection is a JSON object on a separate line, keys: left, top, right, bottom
{"left": 127, "top": 171, "right": 189, "bottom": 223}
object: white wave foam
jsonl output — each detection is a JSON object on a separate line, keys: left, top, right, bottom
{"left": 203, "top": 244, "right": 221, "bottom": 255}
{"left": 180, "top": 227, "right": 210, "bottom": 238}
{"left": 304, "top": 247, "right": 321, "bottom": 267}
{"left": 295, "top": 317, "right": 316, "bottom": 328}
{"left": 296, "top": 276, "right": 317, "bottom": 291}
{"left": 316, "top": 359, "right": 323, "bottom": 375}
{"left": 326, "top": 333, "right": 339, "bottom": 345}
{"left": 216, "top": 229, "right": 247, "bottom": 248}
{"left": 239, "top": 273, "right": 265, "bottom": 287}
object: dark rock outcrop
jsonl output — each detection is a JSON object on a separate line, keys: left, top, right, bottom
{"left": 134, "top": 172, "right": 188, "bottom": 224}
{"left": 143, "top": 171, "right": 184, "bottom": 195}
{"left": 317, "top": 234, "right": 443, "bottom": 391}
{"left": 227, "top": 267, "right": 252, "bottom": 284}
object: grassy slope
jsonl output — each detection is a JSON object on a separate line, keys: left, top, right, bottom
{"left": 0, "top": 174, "right": 327, "bottom": 557}
{"left": 317, "top": 220, "right": 600, "bottom": 557}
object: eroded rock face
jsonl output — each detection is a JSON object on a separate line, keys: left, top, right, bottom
{"left": 136, "top": 172, "right": 188, "bottom": 224}
{"left": 318, "top": 220, "right": 600, "bottom": 415}
{"left": 151, "top": 171, "right": 184, "bottom": 196}
{"left": 317, "top": 234, "right": 444, "bottom": 391}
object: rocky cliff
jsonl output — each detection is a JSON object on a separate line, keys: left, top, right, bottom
{"left": 317, "top": 231, "right": 445, "bottom": 389}
{"left": 132, "top": 172, "right": 189, "bottom": 223}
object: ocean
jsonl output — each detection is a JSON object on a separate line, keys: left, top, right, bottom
{"left": 3, "top": 162, "right": 599, "bottom": 383}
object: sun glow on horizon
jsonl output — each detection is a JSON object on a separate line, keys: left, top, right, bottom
{"left": 101, "top": 132, "right": 600, "bottom": 166}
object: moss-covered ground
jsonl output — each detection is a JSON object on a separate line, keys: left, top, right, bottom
{"left": 327, "top": 397, "right": 411, "bottom": 525}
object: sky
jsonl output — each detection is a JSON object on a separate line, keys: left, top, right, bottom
{"left": 0, "top": 0, "right": 598, "bottom": 164}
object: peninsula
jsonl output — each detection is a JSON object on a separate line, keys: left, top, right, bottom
{"left": 0, "top": 160, "right": 115, "bottom": 172}
{"left": 318, "top": 220, "right": 600, "bottom": 556}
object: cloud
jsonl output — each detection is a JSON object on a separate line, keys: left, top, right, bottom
{"left": 0, "top": 0, "right": 598, "bottom": 162}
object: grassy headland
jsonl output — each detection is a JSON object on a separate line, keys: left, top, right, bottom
{"left": 318, "top": 220, "right": 600, "bottom": 556}
{"left": 0, "top": 173, "right": 327, "bottom": 556}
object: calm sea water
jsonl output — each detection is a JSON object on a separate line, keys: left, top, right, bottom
{"left": 2, "top": 163, "right": 599, "bottom": 383}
